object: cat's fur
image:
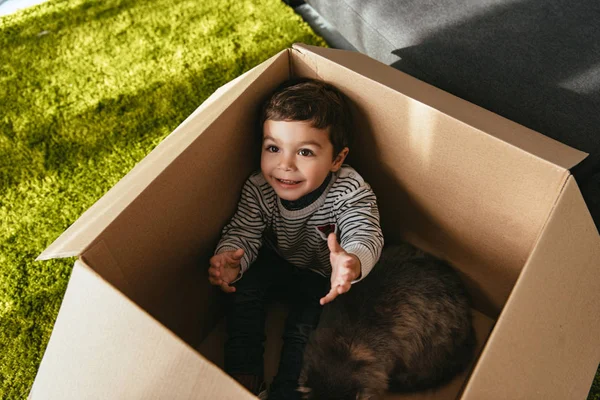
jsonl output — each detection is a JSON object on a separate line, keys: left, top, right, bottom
{"left": 298, "top": 242, "right": 476, "bottom": 400}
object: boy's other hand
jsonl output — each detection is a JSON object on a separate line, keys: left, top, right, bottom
{"left": 320, "top": 233, "right": 361, "bottom": 305}
{"left": 208, "top": 248, "right": 244, "bottom": 293}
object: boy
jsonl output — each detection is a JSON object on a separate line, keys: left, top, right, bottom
{"left": 208, "top": 78, "right": 384, "bottom": 399}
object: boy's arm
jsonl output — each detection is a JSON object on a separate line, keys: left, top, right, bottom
{"left": 215, "top": 177, "right": 266, "bottom": 280}
{"left": 335, "top": 185, "right": 384, "bottom": 281}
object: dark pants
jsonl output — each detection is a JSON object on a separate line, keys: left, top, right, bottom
{"left": 224, "top": 248, "right": 329, "bottom": 400}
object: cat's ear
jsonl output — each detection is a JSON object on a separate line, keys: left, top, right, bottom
{"left": 349, "top": 342, "right": 377, "bottom": 363}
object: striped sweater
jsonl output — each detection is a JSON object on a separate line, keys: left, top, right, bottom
{"left": 216, "top": 165, "right": 384, "bottom": 281}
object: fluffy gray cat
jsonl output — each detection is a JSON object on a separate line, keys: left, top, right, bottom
{"left": 298, "top": 242, "right": 476, "bottom": 400}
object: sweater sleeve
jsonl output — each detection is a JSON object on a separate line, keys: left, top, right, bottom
{"left": 215, "top": 176, "right": 266, "bottom": 279}
{"left": 335, "top": 184, "right": 384, "bottom": 281}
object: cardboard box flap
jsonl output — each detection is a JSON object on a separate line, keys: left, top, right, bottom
{"left": 29, "top": 260, "right": 255, "bottom": 400}
{"left": 462, "top": 176, "right": 600, "bottom": 399}
{"left": 36, "top": 49, "right": 289, "bottom": 261}
{"left": 292, "top": 44, "right": 588, "bottom": 170}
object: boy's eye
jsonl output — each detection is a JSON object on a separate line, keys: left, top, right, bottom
{"left": 298, "top": 149, "right": 314, "bottom": 157}
{"left": 266, "top": 145, "right": 279, "bottom": 153}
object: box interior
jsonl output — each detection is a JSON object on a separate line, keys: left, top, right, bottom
{"left": 70, "top": 47, "right": 583, "bottom": 398}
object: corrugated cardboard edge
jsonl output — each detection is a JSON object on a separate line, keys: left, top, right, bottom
{"left": 462, "top": 176, "right": 600, "bottom": 399}
{"left": 36, "top": 49, "right": 289, "bottom": 261}
{"left": 28, "top": 259, "right": 256, "bottom": 400}
{"left": 291, "top": 44, "right": 588, "bottom": 171}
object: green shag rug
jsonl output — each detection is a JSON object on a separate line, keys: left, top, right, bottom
{"left": 1, "top": 1, "right": 599, "bottom": 399}
{"left": 0, "top": 0, "right": 325, "bottom": 397}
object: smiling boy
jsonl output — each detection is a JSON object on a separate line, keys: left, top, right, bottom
{"left": 208, "top": 78, "right": 384, "bottom": 399}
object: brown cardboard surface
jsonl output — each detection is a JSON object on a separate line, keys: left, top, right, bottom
{"left": 36, "top": 49, "right": 289, "bottom": 262}
{"left": 462, "top": 177, "right": 600, "bottom": 400}
{"left": 291, "top": 44, "right": 588, "bottom": 170}
{"left": 290, "top": 44, "right": 573, "bottom": 318}
{"left": 82, "top": 240, "right": 219, "bottom": 346}
{"left": 29, "top": 260, "right": 255, "bottom": 400}
{"left": 198, "top": 306, "right": 494, "bottom": 400}
{"left": 33, "top": 44, "right": 600, "bottom": 400}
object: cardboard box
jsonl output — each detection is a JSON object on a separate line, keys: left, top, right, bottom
{"left": 31, "top": 44, "right": 600, "bottom": 399}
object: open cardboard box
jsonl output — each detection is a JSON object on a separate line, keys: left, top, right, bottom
{"left": 30, "top": 44, "right": 600, "bottom": 400}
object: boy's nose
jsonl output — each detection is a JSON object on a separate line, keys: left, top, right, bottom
{"left": 278, "top": 155, "right": 295, "bottom": 171}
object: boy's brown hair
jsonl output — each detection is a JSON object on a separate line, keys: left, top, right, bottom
{"left": 260, "top": 77, "right": 354, "bottom": 158}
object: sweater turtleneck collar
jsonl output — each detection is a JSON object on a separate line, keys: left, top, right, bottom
{"left": 280, "top": 172, "right": 333, "bottom": 211}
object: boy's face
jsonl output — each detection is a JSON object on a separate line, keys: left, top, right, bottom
{"left": 261, "top": 120, "right": 348, "bottom": 201}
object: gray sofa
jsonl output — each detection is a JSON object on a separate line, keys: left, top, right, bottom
{"left": 293, "top": 0, "right": 600, "bottom": 231}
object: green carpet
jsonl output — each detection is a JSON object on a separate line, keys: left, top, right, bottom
{"left": 1, "top": 0, "right": 599, "bottom": 399}
{"left": 0, "top": 0, "right": 325, "bottom": 397}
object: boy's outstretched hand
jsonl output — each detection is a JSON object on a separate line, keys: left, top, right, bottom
{"left": 208, "top": 248, "right": 244, "bottom": 293}
{"left": 320, "top": 233, "right": 361, "bottom": 305}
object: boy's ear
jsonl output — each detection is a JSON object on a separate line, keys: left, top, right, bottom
{"left": 331, "top": 147, "right": 349, "bottom": 172}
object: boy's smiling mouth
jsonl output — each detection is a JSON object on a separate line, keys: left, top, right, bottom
{"left": 275, "top": 177, "right": 302, "bottom": 186}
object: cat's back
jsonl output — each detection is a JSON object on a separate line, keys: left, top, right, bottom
{"left": 321, "top": 242, "right": 472, "bottom": 329}
{"left": 352, "top": 244, "right": 469, "bottom": 308}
